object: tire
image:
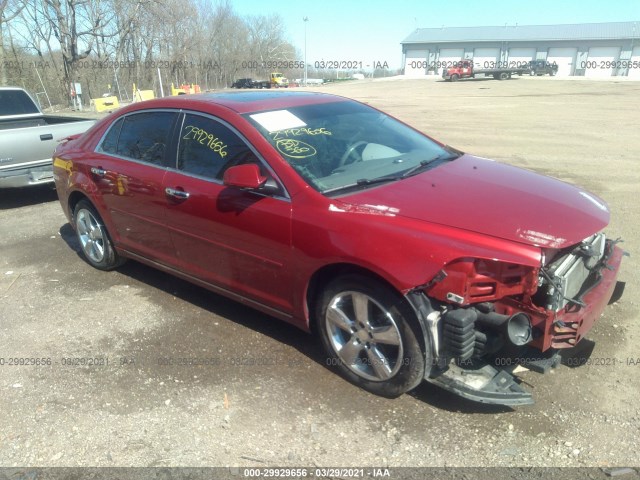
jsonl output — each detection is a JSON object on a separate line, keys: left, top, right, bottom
{"left": 451, "top": 74, "right": 459, "bottom": 82}
{"left": 550, "top": 70, "right": 556, "bottom": 77}
{"left": 73, "top": 199, "right": 124, "bottom": 270}
{"left": 529, "top": 70, "right": 536, "bottom": 76}
{"left": 316, "top": 274, "right": 427, "bottom": 398}
{"left": 499, "top": 72, "right": 510, "bottom": 80}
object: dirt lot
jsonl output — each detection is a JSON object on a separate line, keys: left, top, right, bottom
{"left": 1, "top": 76, "right": 639, "bottom": 471}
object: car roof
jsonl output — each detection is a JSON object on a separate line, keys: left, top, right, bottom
{"left": 131, "top": 91, "right": 350, "bottom": 115}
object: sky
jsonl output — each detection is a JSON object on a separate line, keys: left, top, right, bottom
{"left": 231, "top": 0, "right": 640, "bottom": 69}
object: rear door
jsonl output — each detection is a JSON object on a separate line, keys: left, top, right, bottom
{"left": 163, "top": 112, "right": 294, "bottom": 314}
{"left": 91, "top": 110, "right": 179, "bottom": 265}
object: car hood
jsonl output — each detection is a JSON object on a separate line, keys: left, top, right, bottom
{"left": 337, "top": 155, "right": 610, "bottom": 249}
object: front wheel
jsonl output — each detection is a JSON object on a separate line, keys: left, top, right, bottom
{"left": 73, "top": 199, "right": 124, "bottom": 270}
{"left": 316, "top": 275, "right": 427, "bottom": 397}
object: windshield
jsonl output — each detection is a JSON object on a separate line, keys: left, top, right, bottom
{"left": 245, "top": 101, "right": 457, "bottom": 195}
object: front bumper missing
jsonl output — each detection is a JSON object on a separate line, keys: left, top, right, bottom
{"left": 407, "top": 291, "right": 537, "bottom": 406}
{"left": 426, "top": 363, "right": 534, "bottom": 406}
{"left": 406, "top": 243, "right": 625, "bottom": 406}
{"left": 546, "top": 244, "right": 625, "bottom": 349}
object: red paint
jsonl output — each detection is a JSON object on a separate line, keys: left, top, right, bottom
{"left": 54, "top": 92, "right": 622, "bottom": 346}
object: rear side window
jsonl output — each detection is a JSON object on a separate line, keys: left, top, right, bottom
{"left": 0, "top": 90, "right": 40, "bottom": 116}
{"left": 177, "top": 113, "right": 258, "bottom": 180}
{"left": 101, "top": 111, "right": 177, "bottom": 166}
{"left": 100, "top": 117, "right": 124, "bottom": 154}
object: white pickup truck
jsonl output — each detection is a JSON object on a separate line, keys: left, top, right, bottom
{"left": 0, "top": 87, "right": 96, "bottom": 188}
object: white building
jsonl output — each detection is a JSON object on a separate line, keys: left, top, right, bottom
{"left": 401, "top": 21, "right": 640, "bottom": 78}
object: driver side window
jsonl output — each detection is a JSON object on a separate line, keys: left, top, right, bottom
{"left": 177, "top": 113, "right": 258, "bottom": 180}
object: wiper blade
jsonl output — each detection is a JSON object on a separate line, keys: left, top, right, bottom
{"left": 322, "top": 175, "right": 399, "bottom": 194}
{"left": 356, "top": 175, "right": 400, "bottom": 186}
{"left": 400, "top": 159, "right": 432, "bottom": 179}
{"left": 322, "top": 151, "right": 461, "bottom": 195}
{"left": 400, "top": 152, "right": 459, "bottom": 179}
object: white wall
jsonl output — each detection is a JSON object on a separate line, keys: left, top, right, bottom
{"left": 404, "top": 49, "right": 429, "bottom": 77}
{"left": 584, "top": 46, "right": 621, "bottom": 78}
{"left": 547, "top": 47, "right": 578, "bottom": 76}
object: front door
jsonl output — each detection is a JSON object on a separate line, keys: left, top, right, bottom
{"left": 163, "top": 112, "right": 293, "bottom": 314}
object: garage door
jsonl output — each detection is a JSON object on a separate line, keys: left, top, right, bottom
{"left": 547, "top": 47, "right": 578, "bottom": 76}
{"left": 437, "top": 48, "right": 464, "bottom": 75}
{"left": 473, "top": 48, "right": 500, "bottom": 69}
{"left": 404, "top": 49, "right": 429, "bottom": 77}
{"left": 629, "top": 46, "right": 640, "bottom": 79}
{"left": 584, "top": 46, "right": 620, "bottom": 78}
{"left": 508, "top": 47, "right": 536, "bottom": 68}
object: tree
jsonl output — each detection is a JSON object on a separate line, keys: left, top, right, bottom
{"left": 0, "top": 0, "right": 24, "bottom": 84}
{"left": 42, "top": 0, "right": 116, "bottom": 102}
{"left": 3, "top": 0, "right": 302, "bottom": 102}
{"left": 11, "top": 0, "right": 64, "bottom": 94}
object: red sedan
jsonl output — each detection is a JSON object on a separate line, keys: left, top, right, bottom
{"left": 53, "top": 91, "right": 624, "bottom": 405}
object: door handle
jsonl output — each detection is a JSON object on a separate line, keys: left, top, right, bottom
{"left": 165, "top": 187, "right": 190, "bottom": 199}
{"left": 40, "top": 133, "right": 53, "bottom": 141}
{"left": 91, "top": 167, "right": 106, "bottom": 176}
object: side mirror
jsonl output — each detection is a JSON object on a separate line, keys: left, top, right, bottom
{"left": 223, "top": 164, "right": 267, "bottom": 189}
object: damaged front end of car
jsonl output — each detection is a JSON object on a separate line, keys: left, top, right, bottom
{"left": 407, "top": 234, "right": 626, "bottom": 406}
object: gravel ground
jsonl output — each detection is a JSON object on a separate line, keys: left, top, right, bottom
{"left": 0, "top": 76, "right": 638, "bottom": 472}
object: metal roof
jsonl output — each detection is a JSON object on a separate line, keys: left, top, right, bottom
{"left": 402, "top": 21, "right": 640, "bottom": 44}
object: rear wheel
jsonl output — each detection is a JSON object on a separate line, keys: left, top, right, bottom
{"left": 499, "top": 72, "right": 510, "bottom": 80}
{"left": 316, "top": 275, "right": 426, "bottom": 398}
{"left": 73, "top": 199, "right": 124, "bottom": 270}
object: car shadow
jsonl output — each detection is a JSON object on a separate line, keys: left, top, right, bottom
{"left": 58, "top": 221, "right": 518, "bottom": 413}
{"left": 59, "top": 220, "right": 321, "bottom": 357}
{"left": 0, "top": 184, "right": 58, "bottom": 209}
{"left": 558, "top": 338, "right": 597, "bottom": 369}
{"left": 59, "top": 223, "right": 84, "bottom": 261}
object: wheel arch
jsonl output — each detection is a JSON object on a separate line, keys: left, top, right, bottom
{"left": 304, "top": 262, "right": 425, "bottom": 335}
{"left": 307, "top": 263, "right": 435, "bottom": 390}
{"left": 68, "top": 190, "right": 92, "bottom": 227}
{"left": 70, "top": 195, "right": 125, "bottom": 270}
